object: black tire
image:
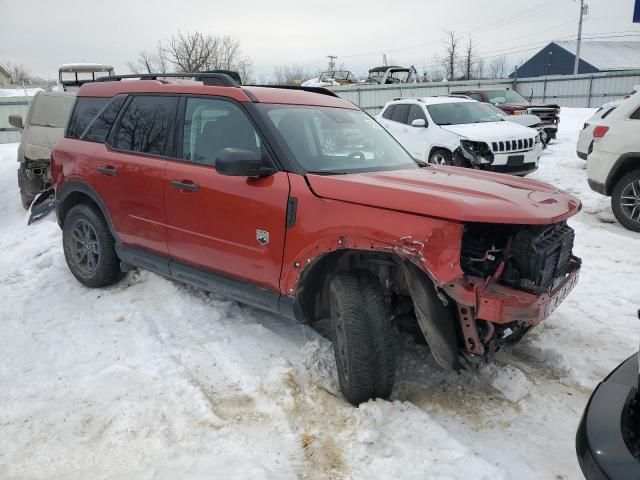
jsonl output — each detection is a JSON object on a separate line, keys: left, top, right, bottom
{"left": 428, "top": 149, "right": 452, "bottom": 166}
{"left": 611, "top": 169, "right": 640, "bottom": 232}
{"left": 329, "top": 271, "right": 395, "bottom": 405}
{"left": 17, "top": 167, "right": 35, "bottom": 210}
{"left": 62, "top": 203, "right": 125, "bottom": 287}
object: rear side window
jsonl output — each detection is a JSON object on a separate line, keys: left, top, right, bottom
{"left": 382, "top": 104, "right": 395, "bottom": 120}
{"left": 390, "top": 104, "right": 410, "bottom": 123}
{"left": 469, "top": 93, "right": 483, "bottom": 102}
{"left": 631, "top": 107, "right": 640, "bottom": 120}
{"left": 66, "top": 97, "right": 110, "bottom": 139}
{"left": 82, "top": 95, "right": 127, "bottom": 143}
{"left": 114, "top": 95, "right": 177, "bottom": 155}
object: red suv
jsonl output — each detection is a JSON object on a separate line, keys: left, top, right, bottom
{"left": 52, "top": 73, "right": 581, "bottom": 404}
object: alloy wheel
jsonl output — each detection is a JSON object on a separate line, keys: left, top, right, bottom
{"left": 69, "top": 219, "right": 101, "bottom": 275}
{"left": 620, "top": 180, "right": 640, "bottom": 224}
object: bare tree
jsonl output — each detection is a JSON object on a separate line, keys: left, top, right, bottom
{"left": 442, "top": 31, "right": 459, "bottom": 80}
{"left": 127, "top": 43, "right": 168, "bottom": 74}
{"left": 459, "top": 38, "right": 475, "bottom": 80}
{"left": 2, "top": 61, "right": 54, "bottom": 85}
{"left": 272, "top": 64, "right": 313, "bottom": 85}
{"left": 128, "top": 31, "right": 253, "bottom": 82}
{"left": 488, "top": 55, "right": 508, "bottom": 79}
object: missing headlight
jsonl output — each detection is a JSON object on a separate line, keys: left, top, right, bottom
{"left": 459, "top": 140, "right": 494, "bottom": 165}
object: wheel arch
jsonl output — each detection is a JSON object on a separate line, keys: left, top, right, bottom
{"left": 56, "top": 181, "right": 119, "bottom": 242}
{"left": 606, "top": 153, "right": 640, "bottom": 195}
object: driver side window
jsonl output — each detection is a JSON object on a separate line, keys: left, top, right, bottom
{"left": 182, "top": 98, "right": 261, "bottom": 166}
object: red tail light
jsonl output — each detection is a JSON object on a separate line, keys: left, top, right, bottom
{"left": 593, "top": 125, "right": 609, "bottom": 138}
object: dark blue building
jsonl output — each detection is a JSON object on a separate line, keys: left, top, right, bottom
{"left": 510, "top": 40, "right": 640, "bottom": 78}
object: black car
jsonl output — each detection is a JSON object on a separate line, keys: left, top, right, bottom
{"left": 577, "top": 349, "right": 640, "bottom": 479}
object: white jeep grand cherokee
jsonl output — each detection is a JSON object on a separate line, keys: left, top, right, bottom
{"left": 587, "top": 90, "right": 640, "bottom": 232}
{"left": 376, "top": 97, "right": 542, "bottom": 176}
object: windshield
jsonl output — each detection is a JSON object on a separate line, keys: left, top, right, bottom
{"left": 258, "top": 104, "right": 418, "bottom": 174}
{"left": 484, "top": 103, "right": 508, "bottom": 117}
{"left": 427, "top": 102, "right": 503, "bottom": 125}
{"left": 29, "top": 94, "right": 75, "bottom": 128}
{"left": 485, "top": 90, "right": 527, "bottom": 104}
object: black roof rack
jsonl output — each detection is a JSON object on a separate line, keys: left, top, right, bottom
{"left": 247, "top": 85, "right": 339, "bottom": 98}
{"left": 96, "top": 72, "right": 239, "bottom": 87}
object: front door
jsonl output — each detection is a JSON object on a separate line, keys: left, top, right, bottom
{"left": 163, "top": 97, "right": 290, "bottom": 291}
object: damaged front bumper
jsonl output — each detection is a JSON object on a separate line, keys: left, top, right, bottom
{"left": 442, "top": 258, "right": 581, "bottom": 357}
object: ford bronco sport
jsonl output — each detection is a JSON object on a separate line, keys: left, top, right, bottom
{"left": 52, "top": 73, "right": 581, "bottom": 405}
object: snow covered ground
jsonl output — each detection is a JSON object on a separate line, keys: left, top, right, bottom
{"left": 0, "top": 108, "right": 638, "bottom": 479}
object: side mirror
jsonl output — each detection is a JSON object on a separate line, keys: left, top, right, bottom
{"left": 411, "top": 118, "right": 426, "bottom": 127}
{"left": 215, "top": 148, "right": 275, "bottom": 177}
{"left": 8, "top": 114, "right": 23, "bottom": 129}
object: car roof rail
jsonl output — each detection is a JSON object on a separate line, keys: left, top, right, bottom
{"left": 95, "top": 72, "right": 240, "bottom": 87}
{"left": 247, "top": 85, "right": 339, "bottom": 98}
{"left": 392, "top": 97, "right": 424, "bottom": 102}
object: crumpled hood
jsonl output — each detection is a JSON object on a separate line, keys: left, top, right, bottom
{"left": 306, "top": 167, "right": 581, "bottom": 224}
{"left": 440, "top": 121, "right": 537, "bottom": 141}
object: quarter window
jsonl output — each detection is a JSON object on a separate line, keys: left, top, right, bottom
{"left": 115, "top": 96, "right": 176, "bottom": 155}
{"left": 82, "top": 95, "right": 127, "bottom": 143}
{"left": 390, "top": 104, "right": 410, "bottom": 124}
{"left": 66, "top": 97, "right": 110, "bottom": 139}
{"left": 181, "top": 97, "right": 260, "bottom": 166}
{"left": 469, "top": 93, "right": 483, "bottom": 102}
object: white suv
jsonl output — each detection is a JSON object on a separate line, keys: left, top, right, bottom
{"left": 376, "top": 97, "right": 542, "bottom": 176}
{"left": 587, "top": 91, "right": 640, "bottom": 232}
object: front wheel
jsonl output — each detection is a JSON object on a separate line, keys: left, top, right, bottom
{"left": 428, "top": 149, "right": 452, "bottom": 165}
{"left": 62, "top": 203, "right": 125, "bottom": 287}
{"left": 611, "top": 170, "right": 640, "bottom": 232}
{"left": 329, "top": 271, "right": 395, "bottom": 405}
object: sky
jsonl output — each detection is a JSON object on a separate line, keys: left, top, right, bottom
{"left": 2, "top": 0, "right": 640, "bottom": 81}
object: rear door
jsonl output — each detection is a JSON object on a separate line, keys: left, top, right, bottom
{"left": 386, "top": 103, "right": 410, "bottom": 145}
{"left": 163, "top": 96, "right": 290, "bottom": 291}
{"left": 92, "top": 94, "right": 177, "bottom": 255}
{"left": 404, "top": 104, "right": 429, "bottom": 160}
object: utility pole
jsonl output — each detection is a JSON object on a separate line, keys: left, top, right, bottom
{"left": 327, "top": 55, "right": 337, "bottom": 72}
{"left": 573, "top": 0, "right": 588, "bottom": 74}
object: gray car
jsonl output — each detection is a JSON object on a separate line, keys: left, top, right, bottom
{"left": 9, "top": 91, "right": 75, "bottom": 208}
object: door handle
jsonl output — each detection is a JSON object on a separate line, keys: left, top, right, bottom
{"left": 97, "top": 165, "right": 117, "bottom": 177}
{"left": 172, "top": 179, "right": 199, "bottom": 192}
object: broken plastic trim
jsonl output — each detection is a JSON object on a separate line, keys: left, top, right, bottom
{"left": 28, "top": 188, "right": 56, "bottom": 225}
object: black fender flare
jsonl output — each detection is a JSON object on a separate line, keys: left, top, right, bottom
{"left": 605, "top": 153, "right": 640, "bottom": 195}
{"left": 55, "top": 181, "right": 120, "bottom": 242}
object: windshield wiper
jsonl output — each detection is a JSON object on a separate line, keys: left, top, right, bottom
{"left": 306, "top": 170, "right": 349, "bottom": 175}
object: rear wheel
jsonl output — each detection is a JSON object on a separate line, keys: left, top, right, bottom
{"left": 62, "top": 203, "right": 125, "bottom": 287}
{"left": 611, "top": 169, "right": 640, "bottom": 232}
{"left": 428, "top": 149, "right": 452, "bottom": 165}
{"left": 329, "top": 271, "right": 395, "bottom": 405}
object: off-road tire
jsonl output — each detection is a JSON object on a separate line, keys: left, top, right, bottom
{"left": 329, "top": 271, "right": 395, "bottom": 405}
{"left": 62, "top": 203, "right": 125, "bottom": 287}
{"left": 428, "top": 149, "right": 452, "bottom": 166}
{"left": 17, "top": 167, "right": 35, "bottom": 210}
{"left": 611, "top": 169, "right": 640, "bottom": 232}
